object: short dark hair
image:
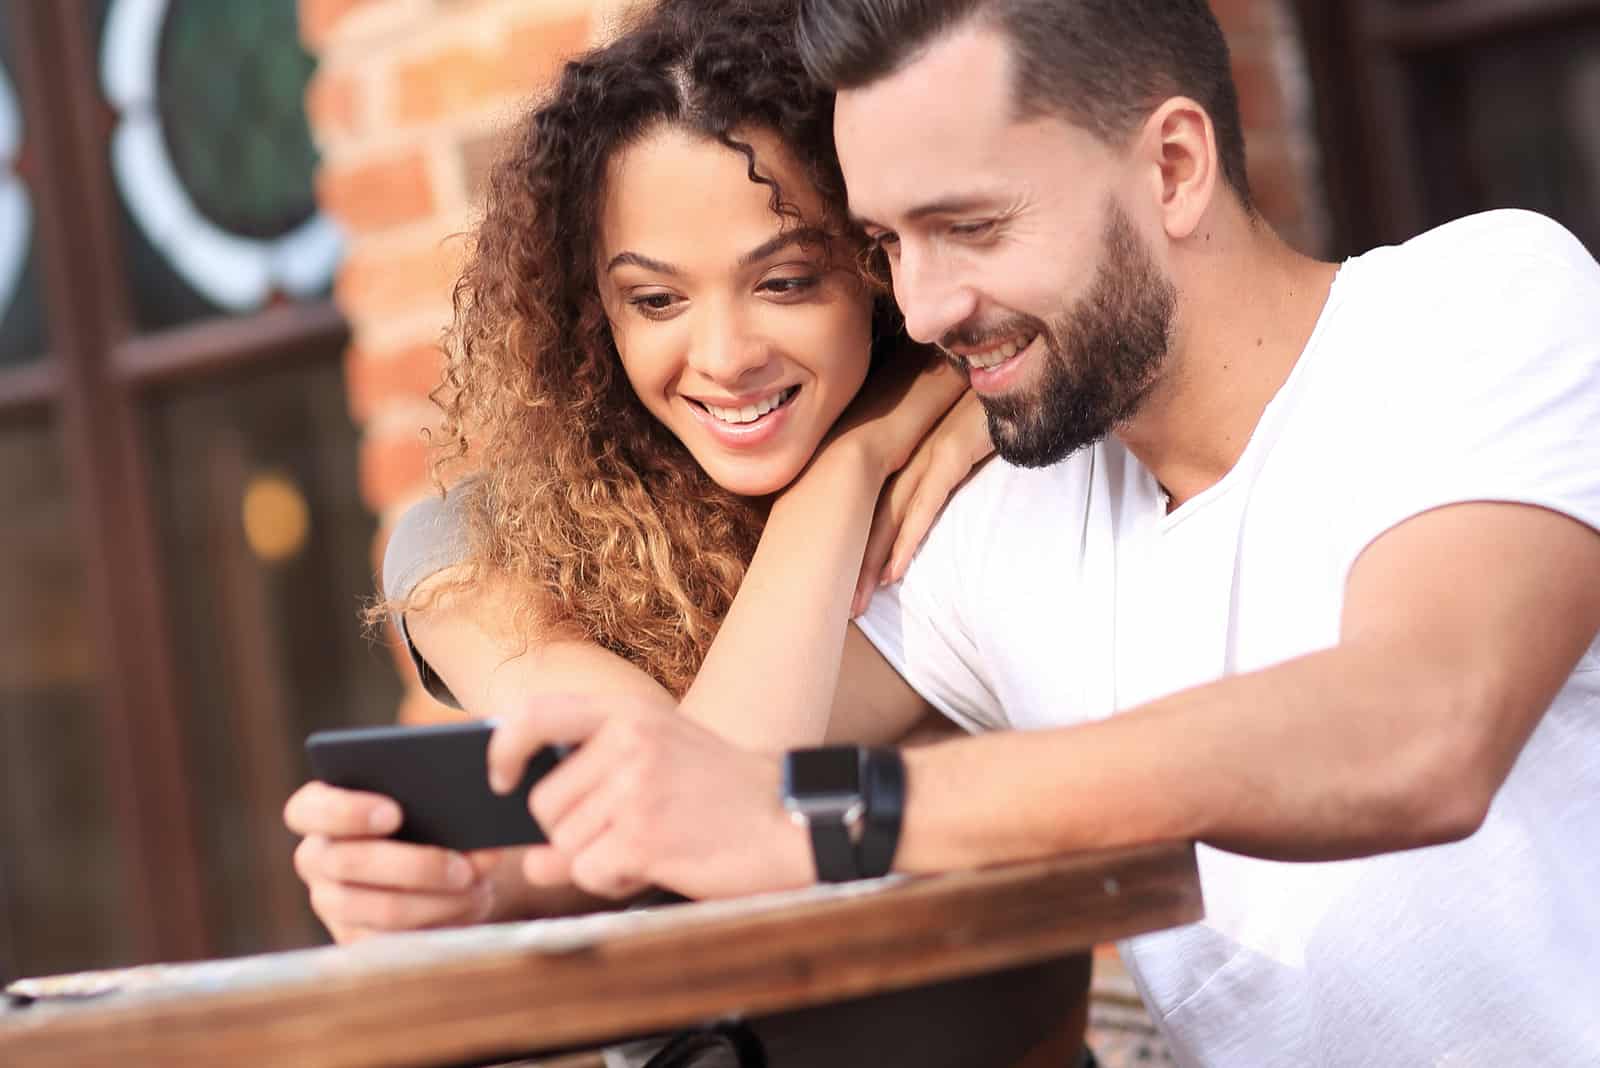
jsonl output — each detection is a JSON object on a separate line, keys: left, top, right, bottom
{"left": 797, "top": 0, "right": 1253, "bottom": 208}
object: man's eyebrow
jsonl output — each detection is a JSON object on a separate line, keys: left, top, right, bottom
{"left": 606, "top": 227, "right": 830, "bottom": 276}
{"left": 852, "top": 195, "right": 1002, "bottom": 230}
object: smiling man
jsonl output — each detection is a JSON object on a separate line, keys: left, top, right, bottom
{"left": 481, "top": 2, "right": 1600, "bottom": 1064}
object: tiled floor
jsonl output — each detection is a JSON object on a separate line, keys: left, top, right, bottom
{"left": 1086, "top": 949, "right": 1175, "bottom": 1067}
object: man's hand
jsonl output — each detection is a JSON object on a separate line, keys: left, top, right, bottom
{"left": 487, "top": 695, "right": 814, "bottom": 901}
{"left": 284, "top": 781, "right": 502, "bottom": 943}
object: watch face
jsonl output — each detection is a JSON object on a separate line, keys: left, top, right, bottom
{"left": 786, "top": 747, "right": 861, "bottom": 798}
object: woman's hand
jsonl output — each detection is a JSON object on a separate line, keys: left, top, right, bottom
{"left": 284, "top": 779, "right": 596, "bottom": 942}
{"left": 817, "top": 344, "right": 968, "bottom": 484}
{"left": 852, "top": 389, "right": 994, "bottom": 615}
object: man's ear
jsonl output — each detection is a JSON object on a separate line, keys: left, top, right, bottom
{"left": 1139, "top": 97, "right": 1219, "bottom": 241}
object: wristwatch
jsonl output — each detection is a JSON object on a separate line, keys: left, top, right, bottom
{"left": 781, "top": 746, "right": 905, "bottom": 883}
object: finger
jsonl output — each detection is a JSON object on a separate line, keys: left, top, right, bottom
{"left": 465, "top": 849, "right": 505, "bottom": 880}
{"left": 856, "top": 450, "right": 929, "bottom": 613}
{"left": 856, "top": 488, "right": 905, "bottom": 616}
{"left": 522, "top": 844, "right": 574, "bottom": 887}
{"left": 487, "top": 696, "right": 605, "bottom": 794}
{"left": 284, "top": 781, "right": 402, "bottom": 838}
{"left": 526, "top": 724, "right": 625, "bottom": 833}
{"left": 297, "top": 836, "right": 476, "bottom": 893}
{"left": 308, "top": 880, "right": 491, "bottom": 933}
{"left": 886, "top": 461, "right": 962, "bottom": 583}
{"left": 541, "top": 769, "right": 631, "bottom": 860}
{"left": 568, "top": 836, "right": 650, "bottom": 901}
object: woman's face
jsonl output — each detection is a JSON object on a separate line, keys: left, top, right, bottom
{"left": 596, "top": 124, "right": 874, "bottom": 497}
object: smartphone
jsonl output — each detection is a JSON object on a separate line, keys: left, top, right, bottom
{"left": 304, "top": 721, "right": 570, "bottom": 851}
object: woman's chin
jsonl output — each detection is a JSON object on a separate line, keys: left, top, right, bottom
{"left": 703, "top": 456, "right": 806, "bottom": 499}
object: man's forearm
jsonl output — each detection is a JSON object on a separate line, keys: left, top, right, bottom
{"left": 895, "top": 642, "right": 1494, "bottom": 872}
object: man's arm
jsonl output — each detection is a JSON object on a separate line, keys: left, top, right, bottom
{"left": 895, "top": 501, "right": 1600, "bottom": 871}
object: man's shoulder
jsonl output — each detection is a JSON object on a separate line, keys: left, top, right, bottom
{"left": 1368, "top": 210, "right": 1595, "bottom": 296}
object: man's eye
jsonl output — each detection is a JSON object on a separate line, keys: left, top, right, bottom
{"left": 868, "top": 232, "right": 900, "bottom": 253}
{"left": 950, "top": 219, "right": 997, "bottom": 240}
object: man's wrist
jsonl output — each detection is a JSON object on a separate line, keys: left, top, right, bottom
{"left": 892, "top": 744, "right": 953, "bottom": 874}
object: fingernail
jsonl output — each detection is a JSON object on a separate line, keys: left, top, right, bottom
{"left": 488, "top": 768, "right": 509, "bottom": 795}
{"left": 447, "top": 855, "right": 473, "bottom": 889}
{"left": 369, "top": 803, "right": 400, "bottom": 834}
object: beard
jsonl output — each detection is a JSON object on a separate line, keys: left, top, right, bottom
{"left": 943, "top": 204, "right": 1177, "bottom": 468}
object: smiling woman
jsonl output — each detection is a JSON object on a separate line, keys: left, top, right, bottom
{"left": 600, "top": 124, "right": 873, "bottom": 498}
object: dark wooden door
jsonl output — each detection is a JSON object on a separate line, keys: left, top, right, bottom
{"left": 1296, "top": 0, "right": 1600, "bottom": 258}
{"left": 0, "top": 0, "right": 402, "bottom": 980}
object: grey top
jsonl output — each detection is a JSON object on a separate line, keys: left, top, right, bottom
{"left": 383, "top": 489, "right": 474, "bottom": 709}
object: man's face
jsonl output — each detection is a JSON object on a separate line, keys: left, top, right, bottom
{"left": 835, "top": 22, "right": 1176, "bottom": 466}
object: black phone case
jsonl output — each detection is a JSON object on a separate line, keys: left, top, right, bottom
{"left": 305, "top": 722, "right": 568, "bottom": 851}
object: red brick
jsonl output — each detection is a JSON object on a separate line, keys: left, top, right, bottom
{"left": 316, "top": 149, "right": 436, "bottom": 234}
{"left": 360, "top": 431, "right": 432, "bottom": 512}
{"left": 305, "top": 66, "right": 363, "bottom": 142}
{"left": 299, "top": 0, "right": 374, "bottom": 51}
{"left": 502, "top": 14, "right": 593, "bottom": 90}
{"left": 344, "top": 341, "right": 448, "bottom": 423}
{"left": 389, "top": 13, "right": 589, "bottom": 124}
{"left": 335, "top": 238, "right": 464, "bottom": 319}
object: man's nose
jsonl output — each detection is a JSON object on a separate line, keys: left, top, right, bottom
{"left": 892, "top": 243, "right": 977, "bottom": 345}
{"left": 688, "top": 305, "right": 775, "bottom": 386}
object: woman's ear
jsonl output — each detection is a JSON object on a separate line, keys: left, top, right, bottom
{"left": 1140, "top": 97, "right": 1219, "bottom": 242}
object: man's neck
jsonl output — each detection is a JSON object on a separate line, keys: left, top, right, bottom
{"left": 1116, "top": 220, "right": 1339, "bottom": 511}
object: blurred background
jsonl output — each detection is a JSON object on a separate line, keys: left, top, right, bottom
{"left": 0, "top": 0, "right": 1595, "bottom": 992}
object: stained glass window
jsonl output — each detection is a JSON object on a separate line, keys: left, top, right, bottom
{"left": 0, "top": 13, "right": 49, "bottom": 368}
{"left": 94, "top": 0, "right": 342, "bottom": 332}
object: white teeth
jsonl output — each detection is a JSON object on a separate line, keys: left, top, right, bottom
{"left": 967, "top": 335, "right": 1035, "bottom": 370}
{"left": 703, "top": 387, "right": 795, "bottom": 425}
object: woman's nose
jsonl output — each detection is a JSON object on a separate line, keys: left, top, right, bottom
{"left": 688, "top": 309, "right": 776, "bottom": 386}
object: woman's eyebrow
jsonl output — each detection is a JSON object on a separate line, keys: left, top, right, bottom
{"left": 607, "top": 251, "right": 679, "bottom": 275}
{"left": 606, "top": 227, "right": 829, "bottom": 277}
{"left": 737, "top": 226, "right": 828, "bottom": 268}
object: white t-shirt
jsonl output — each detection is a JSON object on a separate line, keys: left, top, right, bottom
{"left": 856, "top": 210, "right": 1600, "bottom": 1067}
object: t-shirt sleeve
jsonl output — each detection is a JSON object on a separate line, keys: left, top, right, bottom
{"left": 382, "top": 488, "right": 474, "bottom": 709}
{"left": 853, "top": 493, "right": 1008, "bottom": 734}
{"left": 1336, "top": 213, "right": 1600, "bottom": 577}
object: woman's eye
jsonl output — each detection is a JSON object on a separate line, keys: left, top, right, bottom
{"left": 760, "top": 275, "right": 819, "bottom": 297}
{"left": 627, "top": 292, "right": 681, "bottom": 316}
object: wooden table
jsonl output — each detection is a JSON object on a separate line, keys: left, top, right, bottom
{"left": 0, "top": 842, "right": 1201, "bottom": 1068}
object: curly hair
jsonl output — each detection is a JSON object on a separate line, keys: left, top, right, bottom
{"left": 421, "top": 0, "right": 877, "bottom": 697}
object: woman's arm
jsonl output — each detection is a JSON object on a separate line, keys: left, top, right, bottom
{"left": 679, "top": 356, "right": 981, "bottom": 749}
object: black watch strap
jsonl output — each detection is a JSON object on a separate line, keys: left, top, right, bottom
{"left": 807, "top": 818, "right": 858, "bottom": 883}
{"left": 858, "top": 748, "right": 905, "bottom": 878}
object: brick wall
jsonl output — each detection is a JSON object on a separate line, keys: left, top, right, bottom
{"left": 300, "top": 0, "right": 1328, "bottom": 722}
{"left": 299, "top": 0, "right": 625, "bottom": 722}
